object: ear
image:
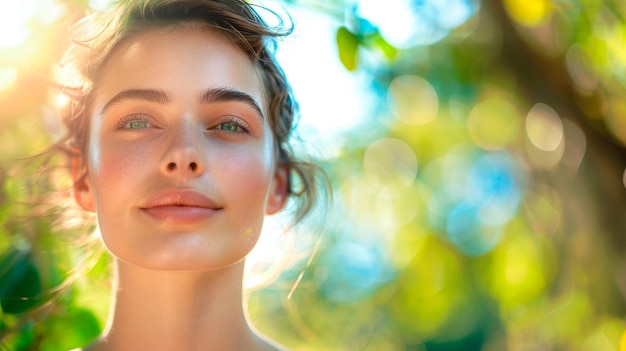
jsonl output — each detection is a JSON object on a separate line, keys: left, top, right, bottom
{"left": 266, "top": 165, "right": 289, "bottom": 215}
{"left": 71, "top": 154, "right": 96, "bottom": 212}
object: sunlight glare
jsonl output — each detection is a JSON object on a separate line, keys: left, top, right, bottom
{"left": 0, "top": 0, "right": 38, "bottom": 48}
{"left": 0, "top": 67, "right": 19, "bottom": 91}
{"left": 0, "top": 0, "right": 64, "bottom": 48}
{"left": 56, "top": 93, "right": 70, "bottom": 108}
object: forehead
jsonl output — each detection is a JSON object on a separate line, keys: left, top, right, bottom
{"left": 92, "top": 25, "right": 265, "bottom": 111}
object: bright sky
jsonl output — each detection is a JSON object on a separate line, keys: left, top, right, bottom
{"left": 259, "top": 1, "right": 375, "bottom": 156}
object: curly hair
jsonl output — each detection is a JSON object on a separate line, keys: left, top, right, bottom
{"left": 56, "top": 0, "right": 327, "bottom": 222}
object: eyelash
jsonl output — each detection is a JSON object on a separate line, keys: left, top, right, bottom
{"left": 116, "top": 114, "right": 154, "bottom": 130}
{"left": 214, "top": 116, "right": 251, "bottom": 134}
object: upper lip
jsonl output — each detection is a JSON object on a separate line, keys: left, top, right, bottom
{"left": 140, "top": 189, "right": 222, "bottom": 209}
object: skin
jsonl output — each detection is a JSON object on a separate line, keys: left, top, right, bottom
{"left": 73, "top": 25, "right": 289, "bottom": 350}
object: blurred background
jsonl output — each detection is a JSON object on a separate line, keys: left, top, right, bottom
{"left": 1, "top": 0, "right": 626, "bottom": 350}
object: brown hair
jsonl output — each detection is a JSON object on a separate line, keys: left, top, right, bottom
{"left": 56, "top": 0, "right": 327, "bottom": 222}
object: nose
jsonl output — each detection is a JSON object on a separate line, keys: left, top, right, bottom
{"left": 160, "top": 128, "right": 205, "bottom": 177}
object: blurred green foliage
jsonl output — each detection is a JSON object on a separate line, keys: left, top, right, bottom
{"left": 1, "top": 0, "right": 626, "bottom": 350}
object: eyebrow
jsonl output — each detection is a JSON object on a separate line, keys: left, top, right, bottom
{"left": 100, "top": 87, "right": 264, "bottom": 119}
{"left": 101, "top": 89, "right": 170, "bottom": 114}
{"left": 200, "top": 87, "right": 264, "bottom": 120}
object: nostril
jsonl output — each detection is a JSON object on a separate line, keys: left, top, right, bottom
{"left": 163, "top": 160, "right": 202, "bottom": 175}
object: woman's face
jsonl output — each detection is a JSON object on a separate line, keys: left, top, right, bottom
{"left": 73, "top": 26, "right": 288, "bottom": 271}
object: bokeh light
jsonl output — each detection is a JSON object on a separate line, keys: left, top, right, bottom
{"left": 392, "top": 236, "right": 467, "bottom": 338}
{"left": 565, "top": 44, "right": 599, "bottom": 93}
{"left": 561, "top": 119, "right": 587, "bottom": 172}
{"left": 315, "top": 233, "right": 395, "bottom": 303}
{"left": 363, "top": 138, "right": 418, "bottom": 193}
{"left": 485, "top": 233, "right": 552, "bottom": 311}
{"left": 524, "top": 184, "right": 562, "bottom": 236}
{"left": 467, "top": 98, "right": 522, "bottom": 150}
{"left": 388, "top": 75, "right": 439, "bottom": 126}
{"left": 425, "top": 150, "right": 523, "bottom": 256}
{"left": 467, "top": 152, "right": 523, "bottom": 225}
{"left": 503, "top": 0, "right": 552, "bottom": 27}
{"left": 526, "top": 103, "right": 563, "bottom": 152}
{"left": 445, "top": 202, "right": 503, "bottom": 256}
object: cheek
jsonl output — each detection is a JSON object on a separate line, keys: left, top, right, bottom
{"left": 87, "top": 115, "right": 145, "bottom": 177}
{"left": 92, "top": 152, "right": 142, "bottom": 186}
{"left": 217, "top": 141, "right": 275, "bottom": 207}
{"left": 87, "top": 122, "right": 148, "bottom": 202}
{"left": 224, "top": 149, "right": 273, "bottom": 195}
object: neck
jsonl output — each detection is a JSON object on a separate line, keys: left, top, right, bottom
{"left": 91, "top": 260, "right": 271, "bottom": 351}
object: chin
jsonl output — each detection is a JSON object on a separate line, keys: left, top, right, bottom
{"left": 99, "top": 221, "right": 263, "bottom": 273}
{"left": 109, "top": 243, "right": 254, "bottom": 273}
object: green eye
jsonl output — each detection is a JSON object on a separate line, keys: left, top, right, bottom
{"left": 128, "top": 120, "right": 149, "bottom": 129}
{"left": 219, "top": 123, "right": 240, "bottom": 132}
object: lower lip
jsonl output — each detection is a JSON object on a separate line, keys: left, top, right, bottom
{"left": 141, "top": 206, "right": 219, "bottom": 223}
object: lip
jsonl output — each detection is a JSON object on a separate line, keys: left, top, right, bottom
{"left": 140, "top": 189, "right": 222, "bottom": 223}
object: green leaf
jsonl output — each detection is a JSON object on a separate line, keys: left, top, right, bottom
{"left": 0, "top": 248, "right": 42, "bottom": 314}
{"left": 336, "top": 26, "right": 360, "bottom": 71}
{"left": 39, "top": 308, "right": 101, "bottom": 351}
{"left": 1, "top": 321, "right": 36, "bottom": 351}
{"left": 372, "top": 32, "right": 398, "bottom": 60}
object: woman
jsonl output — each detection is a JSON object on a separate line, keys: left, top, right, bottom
{"left": 55, "top": 0, "right": 325, "bottom": 349}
